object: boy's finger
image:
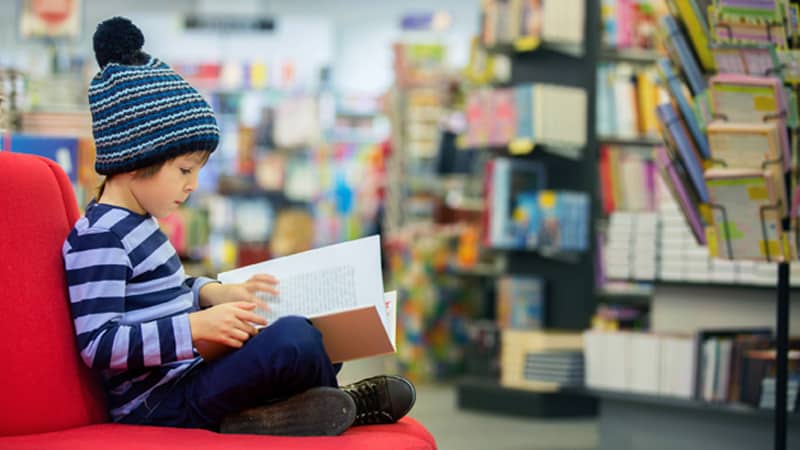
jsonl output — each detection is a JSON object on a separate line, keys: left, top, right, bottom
{"left": 250, "top": 274, "right": 278, "bottom": 284}
{"left": 245, "top": 281, "right": 279, "bottom": 294}
{"left": 252, "top": 296, "right": 270, "bottom": 311}
{"left": 235, "top": 309, "right": 267, "bottom": 326}
{"left": 235, "top": 301, "right": 256, "bottom": 310}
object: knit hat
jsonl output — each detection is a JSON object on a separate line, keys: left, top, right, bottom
{"left": 88, "top": 17, "right": 219, "bottom": 175}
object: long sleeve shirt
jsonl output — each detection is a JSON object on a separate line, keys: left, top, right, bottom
{"left": 62, "top": 201, "right": 215, "bottom": 421}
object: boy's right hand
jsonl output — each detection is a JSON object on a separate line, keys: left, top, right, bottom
{"left": 189, "top": 301, "right": 267, "bottom": 349}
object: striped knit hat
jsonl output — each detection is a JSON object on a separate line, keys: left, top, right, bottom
{"left": 89, "top": 17, "right": 219, "bottom": 175}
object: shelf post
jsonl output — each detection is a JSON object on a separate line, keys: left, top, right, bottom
{"left": 775, "top": 261, "right": 789, "bottom": 450}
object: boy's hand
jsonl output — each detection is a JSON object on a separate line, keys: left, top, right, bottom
{"left": 189, "top": 302, "right": 267, "bottom": 349}
{"left": 199, "top": 274, "right": 279, "bottom": 311}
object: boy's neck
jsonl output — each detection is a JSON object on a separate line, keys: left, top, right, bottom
{"left": 98, "top": 175, "right": 147, "bottom": 216}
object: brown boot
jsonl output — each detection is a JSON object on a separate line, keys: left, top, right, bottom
{"left": 220, "top": 387, "right": 356, "bottom": 436}
{"left": 341, "top": 375, "right": 416, "bottom": 426}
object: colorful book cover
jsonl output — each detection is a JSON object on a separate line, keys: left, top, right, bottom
{"left": 656, "top": 103, "right": 710, "bottom": 202}
{"left": 709, "top": 73, "right": 791, "bottom": 167}
{"left": 655, "top": 145, "right": 707, "bottom": 245}
{"left": 486, "top": 157, "right": 547, "bottom": 249}
{"left": 662, "top": 15, "right": 708, "bottom": 95}
{"left": 514, "top": 84, "right": 535, "bottom": 141}
{"left": 669, "top": 0, "right": 716, "bottom": 71}
{"left": 496, "top": 275, "right": 546, "bottom": 330}
{"left": 705, "top": 168, "right": 791, "bottom": 261}
{"left": 658, "top": 58, "right": 711, "bottom": 158}
{"left": 706, "top": 121, "right": 787, "bottom": 214}
{"left": 489, "top": 88, "right": 517, "bottom": 146}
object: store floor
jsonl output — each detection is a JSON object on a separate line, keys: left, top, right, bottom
{"left": 339, "top": 359, "right": 599, "bottom": 450}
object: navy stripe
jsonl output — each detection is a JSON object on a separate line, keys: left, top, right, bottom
{"left": 67, "top": 264, "right": 129, "bottom": 286}
{"left": 129, "top": 230, "right": 169, "bottom": 268}
{"left": 71, "top": 296, "right": 126, "bottom": 318}
{"left": 67, "top": 231, "right": 124, "bottom": 252}
{"left": 126, "top": 287, "right": 189, "bottom": 311}
{"left": 156, "top": 317, "right": 177, "bottom": 363}
{"left": 127, "top": 325, "right": 144, "bottom": 370}
{"left": 184, "top": 277, "right": 197, "bottom": 289}
{"left": 129, "top": 256, "right": 181, "bottom": 284}
{"left": 92, "top": 326, "right": 119, "bottom": 369}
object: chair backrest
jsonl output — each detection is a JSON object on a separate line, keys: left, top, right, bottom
{"left": 0, "top": 152, "right": 108, "bottom": 436}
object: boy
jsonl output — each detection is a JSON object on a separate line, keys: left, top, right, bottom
{"left": 62, "top": 16, "right": 415, "bottom": 436}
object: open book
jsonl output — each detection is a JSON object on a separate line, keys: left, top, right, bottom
{"left": 218, "top": 235, "right": 396, "bottom": 363}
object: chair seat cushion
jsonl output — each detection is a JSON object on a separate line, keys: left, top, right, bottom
{"left": 0, "top": 417, "right": 436, "bottom": 450}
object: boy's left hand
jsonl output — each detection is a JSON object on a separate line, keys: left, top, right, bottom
{"left": 199, "top": 274, "right": 279, "bottom": 311}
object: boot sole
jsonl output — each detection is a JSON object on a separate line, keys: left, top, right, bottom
{"left": 220, "top": 387, "right": 356, "bottom": 436}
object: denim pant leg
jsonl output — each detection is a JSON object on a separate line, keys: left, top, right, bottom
{"left": 129, "top": 315, "right": 341, "bottom": 429}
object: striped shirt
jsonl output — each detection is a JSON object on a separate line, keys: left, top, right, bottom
{"left": 63, "top": 201, "right": 215, "bottom": 421}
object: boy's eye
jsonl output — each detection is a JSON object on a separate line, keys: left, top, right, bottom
{"left": 180, "top": 168, "right": 192, "bottom": 175}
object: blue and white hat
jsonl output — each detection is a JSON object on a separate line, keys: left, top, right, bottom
{"left": 88, "top": 17, "right": 219, "bottom": 175}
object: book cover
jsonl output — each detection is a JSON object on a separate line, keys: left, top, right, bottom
{"left": 669, "top": 0, "right": 716, "bottom": 70}
{"left": 514, "top": 83, "right": 535, "bottom": 141}
{"left": 706, "top": 121, "right": 788, "bottom": 215}
{"left": 704, "top": 169, "right": 789, "bottom": 261}
{"left": 496, "top": 275, "right": 546, "bottom": 330}
{"left": 658, "top": 58, "right": 711, "bottom": 158}
{"left": 486, "top": 157, "right": 547, "bottom": 249}
{"left": 662, "top": 15, "right": 708, "bottom": 95}
{"left": 709, "top": 73, "right": 791, "bottom": 167}
{"left": 654, "top": 145, "right": 707, "bottom": 245}
{"left": 656, "top": 103, "right": 710, "bottom": 202}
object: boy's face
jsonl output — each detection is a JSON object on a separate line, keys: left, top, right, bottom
{"left": 130, "top": 153, "right": 205, "bottom": 219}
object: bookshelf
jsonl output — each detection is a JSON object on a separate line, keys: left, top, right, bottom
{"left": 590, "top": 2, "right": 799, "bottom": 449}
{"left": 455, "top": 0, "right": 600, "bottom": 418}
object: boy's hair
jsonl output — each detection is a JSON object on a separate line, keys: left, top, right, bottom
{"left": 89, "top": 17, "right": 219, "bottom": 176}
{"left": 96, "top": 150, "right": 211, "bottom": 199}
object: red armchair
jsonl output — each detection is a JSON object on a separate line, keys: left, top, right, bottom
{"left": 0, "top": 151, "right": 436, "bottom": 450}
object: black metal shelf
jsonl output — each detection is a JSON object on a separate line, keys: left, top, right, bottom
{"left": 599, "top": 47, "right": 661, "bottom": 64}
{"left": 584, "top": 388, "right": 800, "bottom": 423}
{"left": 456, "top": 376, "right": 597, "bottom": 418}
{"left": 598, "top": 135, "right": 662, "bottom": 147}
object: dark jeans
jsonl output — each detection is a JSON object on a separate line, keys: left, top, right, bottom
{"left": 121, "top": 316, "right": 341, "bottom": 430}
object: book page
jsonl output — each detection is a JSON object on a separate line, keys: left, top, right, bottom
{"left": 256, "top": 265, "right": 358, "bottom": 323}
{"left": 218, "top": 235, "right": 387, "bottom": 329}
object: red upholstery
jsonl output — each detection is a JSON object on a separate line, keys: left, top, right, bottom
{"left": 0, "top": 152, "right": 436, "bottom": 449}
{"left": 0, "top": 152, "right": 108, "bottom": 436}
{"left": 0, "top": 419, "right": 436, "bottom": 450}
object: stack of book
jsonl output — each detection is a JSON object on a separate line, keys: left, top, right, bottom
{"left": 596, "top": 63, "right": 664, "bottom": 139}
{"left": 19, "top": 111, "right": 92, "bottom": 137}
{"left": 501, "top": 330, "right": 584, "bottom": 391}
{"left": 760, "top": 377, "right": 800, "bottom": 412}
{"left": 602, "top": 211, "right": 658, "bottom": 280}
{"left": 598, "top": 145, "right": 657, "bottom": 214}
{"left": 480, "top": 0, "right": 585, "bottom": 52}
{"left": 584, "top": 330, "right": 696, "bottom": 398}
{"left": 464, "top": 83, "right": 588, "bottom": 152}
{"left": 601, "top": 0, "right": 668, "bottom": 50}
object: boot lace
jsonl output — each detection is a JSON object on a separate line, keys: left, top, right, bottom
{"left": 346, "top": 382, "right": 392, "bottom": 425}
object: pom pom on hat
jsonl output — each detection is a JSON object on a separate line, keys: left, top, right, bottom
{"left": 93, "top": 17, "right": 148, "bottom": 68}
